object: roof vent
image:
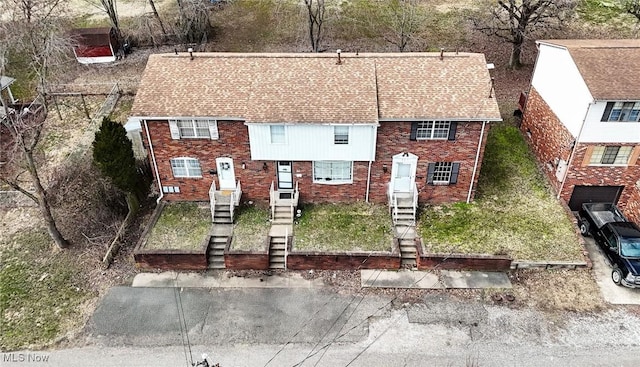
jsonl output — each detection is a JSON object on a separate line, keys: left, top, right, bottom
{"left": 440, "top": 48, "right": 444, "bottom": 61}
{"left": 188, "top": 47, "right": 194, "bottom": 61}
{"left": 336, "top": 49, "right": 342, "bottom": 65}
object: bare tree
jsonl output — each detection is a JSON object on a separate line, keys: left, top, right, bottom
{"left": 148, "top": 0, "right": 167, "bottom": 36}
{"left": 0, "top": 0, "right": 72, "bottom": 249}
{"left": 383, "top": 0, "right": 425, "bottom": 52}
{"left": 472, "top": 0, "right": 577, "bottom": 68}
{"left": 175, "top": 0, "right": 214, "bottom": 45}
{"left": 84, "top": 0, "right": 122, "bottom": 40}
{"left": 304, "top": 0, "right": 326, "bottom": 52}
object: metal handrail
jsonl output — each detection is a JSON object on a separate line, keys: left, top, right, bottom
{"left": 269, "top": 181, "right": 275, "bottom": 220}
{"left": 209, "top": 180, "right": 217, "bottom": 222}
{"left": 284, "top": 227, "right": 288, "bottom": 270}
{"left": 412, "top": 183, "right": 418, "bottom": 220}
{"left": 392, "top": 194, "right": 398, "bottom": 225}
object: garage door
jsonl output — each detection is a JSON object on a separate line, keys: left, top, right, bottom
{"left": 568, "top": 185, "right": 624, "bottom": 211}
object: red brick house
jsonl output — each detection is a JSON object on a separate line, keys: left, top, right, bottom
{"left": 127, "top": 52, "right": 501, "bottom": 222}
{"left": 521, "top": 40, "right": 640, "bottom": 223}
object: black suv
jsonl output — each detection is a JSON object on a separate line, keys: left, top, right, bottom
{"left": 596, "top": 222, "right": 640, "bottom": 288}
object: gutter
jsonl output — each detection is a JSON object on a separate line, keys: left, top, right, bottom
{"left": 365, "top": 124, "right": 378, "bottom": 202}
{"left": 144, "top": 120, "right": 164, "bottom": 204}
{"left": 467, "top": 120, "right": 487, "bottom": 203}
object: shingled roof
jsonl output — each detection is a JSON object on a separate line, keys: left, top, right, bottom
{"left": 538, "top": 39, "right": 640, "bottom": 100}
{"left": 131, "top": 52, "right": 501, "bottom": 123}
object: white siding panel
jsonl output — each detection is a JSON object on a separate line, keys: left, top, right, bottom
{"left": 531, "top": 44, "right": 593, "bottom": 137}
{"left": 580, "top": 102, "right": 640, "bottom": 143}
{"left": 248, "top": 124, "right": 377, "bottom": 161}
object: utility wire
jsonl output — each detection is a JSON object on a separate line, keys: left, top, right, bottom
{"left": 294, "top": 250, "right": 454, "bottom": 367}
{"left": 174, "top": 275, "right": 194, "bottom": 367}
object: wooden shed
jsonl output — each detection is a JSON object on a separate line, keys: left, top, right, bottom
{"left": 70, "top": 27, "right": 120, "bottom": 64}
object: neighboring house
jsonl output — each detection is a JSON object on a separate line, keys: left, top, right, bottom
{"left": 70, "top": 27, "right": 120, "bottom": 64}
{"left": 127, "top": 52, "right": 501, "bottom": 218}
{"left": 521, "top": 39, "right": 640, "bottom": 222}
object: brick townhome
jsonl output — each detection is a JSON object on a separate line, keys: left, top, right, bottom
{"left": 127, "top": 52, "right": 501, "bottom": 218}
{"left": 521, "top": 40, "right": 640, "bottom": 224}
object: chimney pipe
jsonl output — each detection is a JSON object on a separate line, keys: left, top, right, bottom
{"left": 440, "top": 48, "right": 444, "bottom": 61}
{"left": 188, "top": 47, "right": 194, "bottom": 61}
{"left": 336, "top": 49, "right": 342, "bottom": 65}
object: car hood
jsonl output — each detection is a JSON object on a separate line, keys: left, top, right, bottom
{"left": 622, "top": 258, "right": 640, "bottom": 275}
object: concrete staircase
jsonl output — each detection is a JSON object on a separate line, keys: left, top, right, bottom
{"left": 213, "top": 194, "right": 232, "bottom": 224}
{"left": 268, "top": 225, "right": 290, "bottom": 270}
{"left": 207, "top": 230, "right": 229, "bottom": 270}
{"left": 396, "top": 225, "right": 417, "bottom": 268}
{"left": 272, "top": 201, "right": 294, "bottom": 224}
{"left": 207, "top": 196, "right": 233, "bottom": 270}
{"left": 391, "top": 194, "right": 418, "bottom": 268}
{"left": 393, "top": 196, "right": 416, "bottom": 226}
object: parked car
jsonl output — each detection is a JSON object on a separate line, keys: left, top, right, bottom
{"left": 578, "top": 203, "right": 640, "bottom": 288}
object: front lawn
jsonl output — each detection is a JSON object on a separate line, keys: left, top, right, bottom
{"left": 294, "top": 203, "right": 394, "bottom": 252}
{"left": 231, "top": 205, "right": 271, "bottom": 251}
{"left": 419, "top": 123, "right": 583, "bottom": 261}
{"left": 0, "top": 229, "right": 91, "bottom": 350}
{"left": 144, "top": 202, "right": 211, "bottom": 250}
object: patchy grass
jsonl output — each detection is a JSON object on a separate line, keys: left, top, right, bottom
{"left": 577, "top": 0, "right": 626, "bottom": 23}
{"left": 144, "top": 202, "right": 211, "bottom": 250}
{"left": 0, "top": 229, "right": 91, "bottom": 350}
{"left": 419, "top": 123, "right": 582, "bottom": 261}
{"left": 294, "top": 203, "right": 393, "bottom": 252}
{"left": 231, "top": 205, "right": 271, "bottom": 251}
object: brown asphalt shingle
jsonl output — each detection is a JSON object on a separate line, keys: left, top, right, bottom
{"left": 131, "top": 52, "right": 502, "bottom": 123}
{"left": 539, "top": 39, "right": 640, "bottom": 100}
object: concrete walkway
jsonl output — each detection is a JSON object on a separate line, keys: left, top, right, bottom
{"left": 361, "top": 269, "right": 512, "bottom": 289}
{"left": 132, "top": 269, "right": 512, "bottom": 289}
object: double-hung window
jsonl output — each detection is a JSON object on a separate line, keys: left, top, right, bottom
{"left": 169, "top": 119, "right": 219, "bottom": 139}
{"left": 410, "top": 121, "right": 457, "bottom": 140}
{"left": 601, "top": 102, "right": 640, "bottom": 122}
{"left": 170, "top": 157, "right": 202, "bottom": 178}
{"left": 334, "top": 126, "right": 349, "bottom": 144}
{"left": 270, "top": 125, "right": 286, "bottom": 144}
{"left": 427, "top": 162, "right": 460, "bottom": 185}
{"left": 589, "top": 146, "right": 633, "bottom": 165}
{"left": 313, "top": 161, "right": 352, "bottom": 184}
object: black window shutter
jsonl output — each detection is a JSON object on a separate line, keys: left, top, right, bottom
{"left": 450, "top": 163, "right": 460, "bottom": 184}
{"left": 427, "top": 163, "right": 435, "bottom": 185}
{"left": 410, "top": 122, "right": 418, "bottom": 141}
{"left": 447, "top": 122, "right": 457, "bottom": 140}
{"left": 601, "top": 102, "right": 614, "bottom": 121}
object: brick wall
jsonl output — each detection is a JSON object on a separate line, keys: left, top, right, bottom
{"left": 144, "top": 119, "right": 489, "bottom": 205}
{"left": 225, "top": 253, "right": 270, "bottom": 270}
{"left": 372, "top": 120, "right": 489, "bottom": 204}
{"left": 624, "top": 184, "right": 640, "bottom": 225}
{"left": 521, "top": 87, "right": 640, "bottom": 213}
{"left": 520, "top": 87, "right": 574, "bottom": 190}
{"left": 559, "top": 143, "right": 640, "bottom": 212}
{"left": 287, "top": 252, "right": 402, "bottom": 270}
{"left": 134, "top": 251, "right": 208, "bottom": 270}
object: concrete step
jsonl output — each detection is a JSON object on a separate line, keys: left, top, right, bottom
{"left": 210, "top": 249, "right": 224, "bottom": 256}
{"left": 270, "top": 243, "right": 285, "bottom": 251}
{"left": 214, "top": 218, "right": 232, "bottom": 224}
{"left": 401, "top": 259, "right": 417, "bottom": 266}
{"left": 272, "top": 219, "right": 293, "bottom": 224}
{"left": 270, "top": 249, "right": 285, "bottom": 256}
{"left": 208, "top": 258, "right": 225, "bottom": 269}
{"left": 401, "top": 252, "right": 417, "bottom": 259}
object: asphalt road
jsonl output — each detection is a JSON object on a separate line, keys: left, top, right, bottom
{"left": 18, "top": 286, "right": 635, "bottom": 367}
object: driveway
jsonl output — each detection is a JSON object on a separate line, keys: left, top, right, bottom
{"left": 583, "top": 236, "right": 640, "bottom": 304}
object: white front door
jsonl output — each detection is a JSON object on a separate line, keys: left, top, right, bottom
{"left": 391, "top": 152, "right": 418, "bottom": 193}
{"left": 277, "top": 161, "right": 293, "bottom": 190}
{"left": 216, "top": 157, "right": 235, "bottom": 190}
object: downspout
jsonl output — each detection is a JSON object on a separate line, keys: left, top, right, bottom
{"left": 557, "top": 102, "right": 591, "bottom": 200}
{"left": 365, "top": 124, "right": 377, "bottom": 203}
{"left": 144, "top": 120, "right": 164, "bottom": 204}
{"left": 467, "top": 121, "right": 487, "bottom": 203}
